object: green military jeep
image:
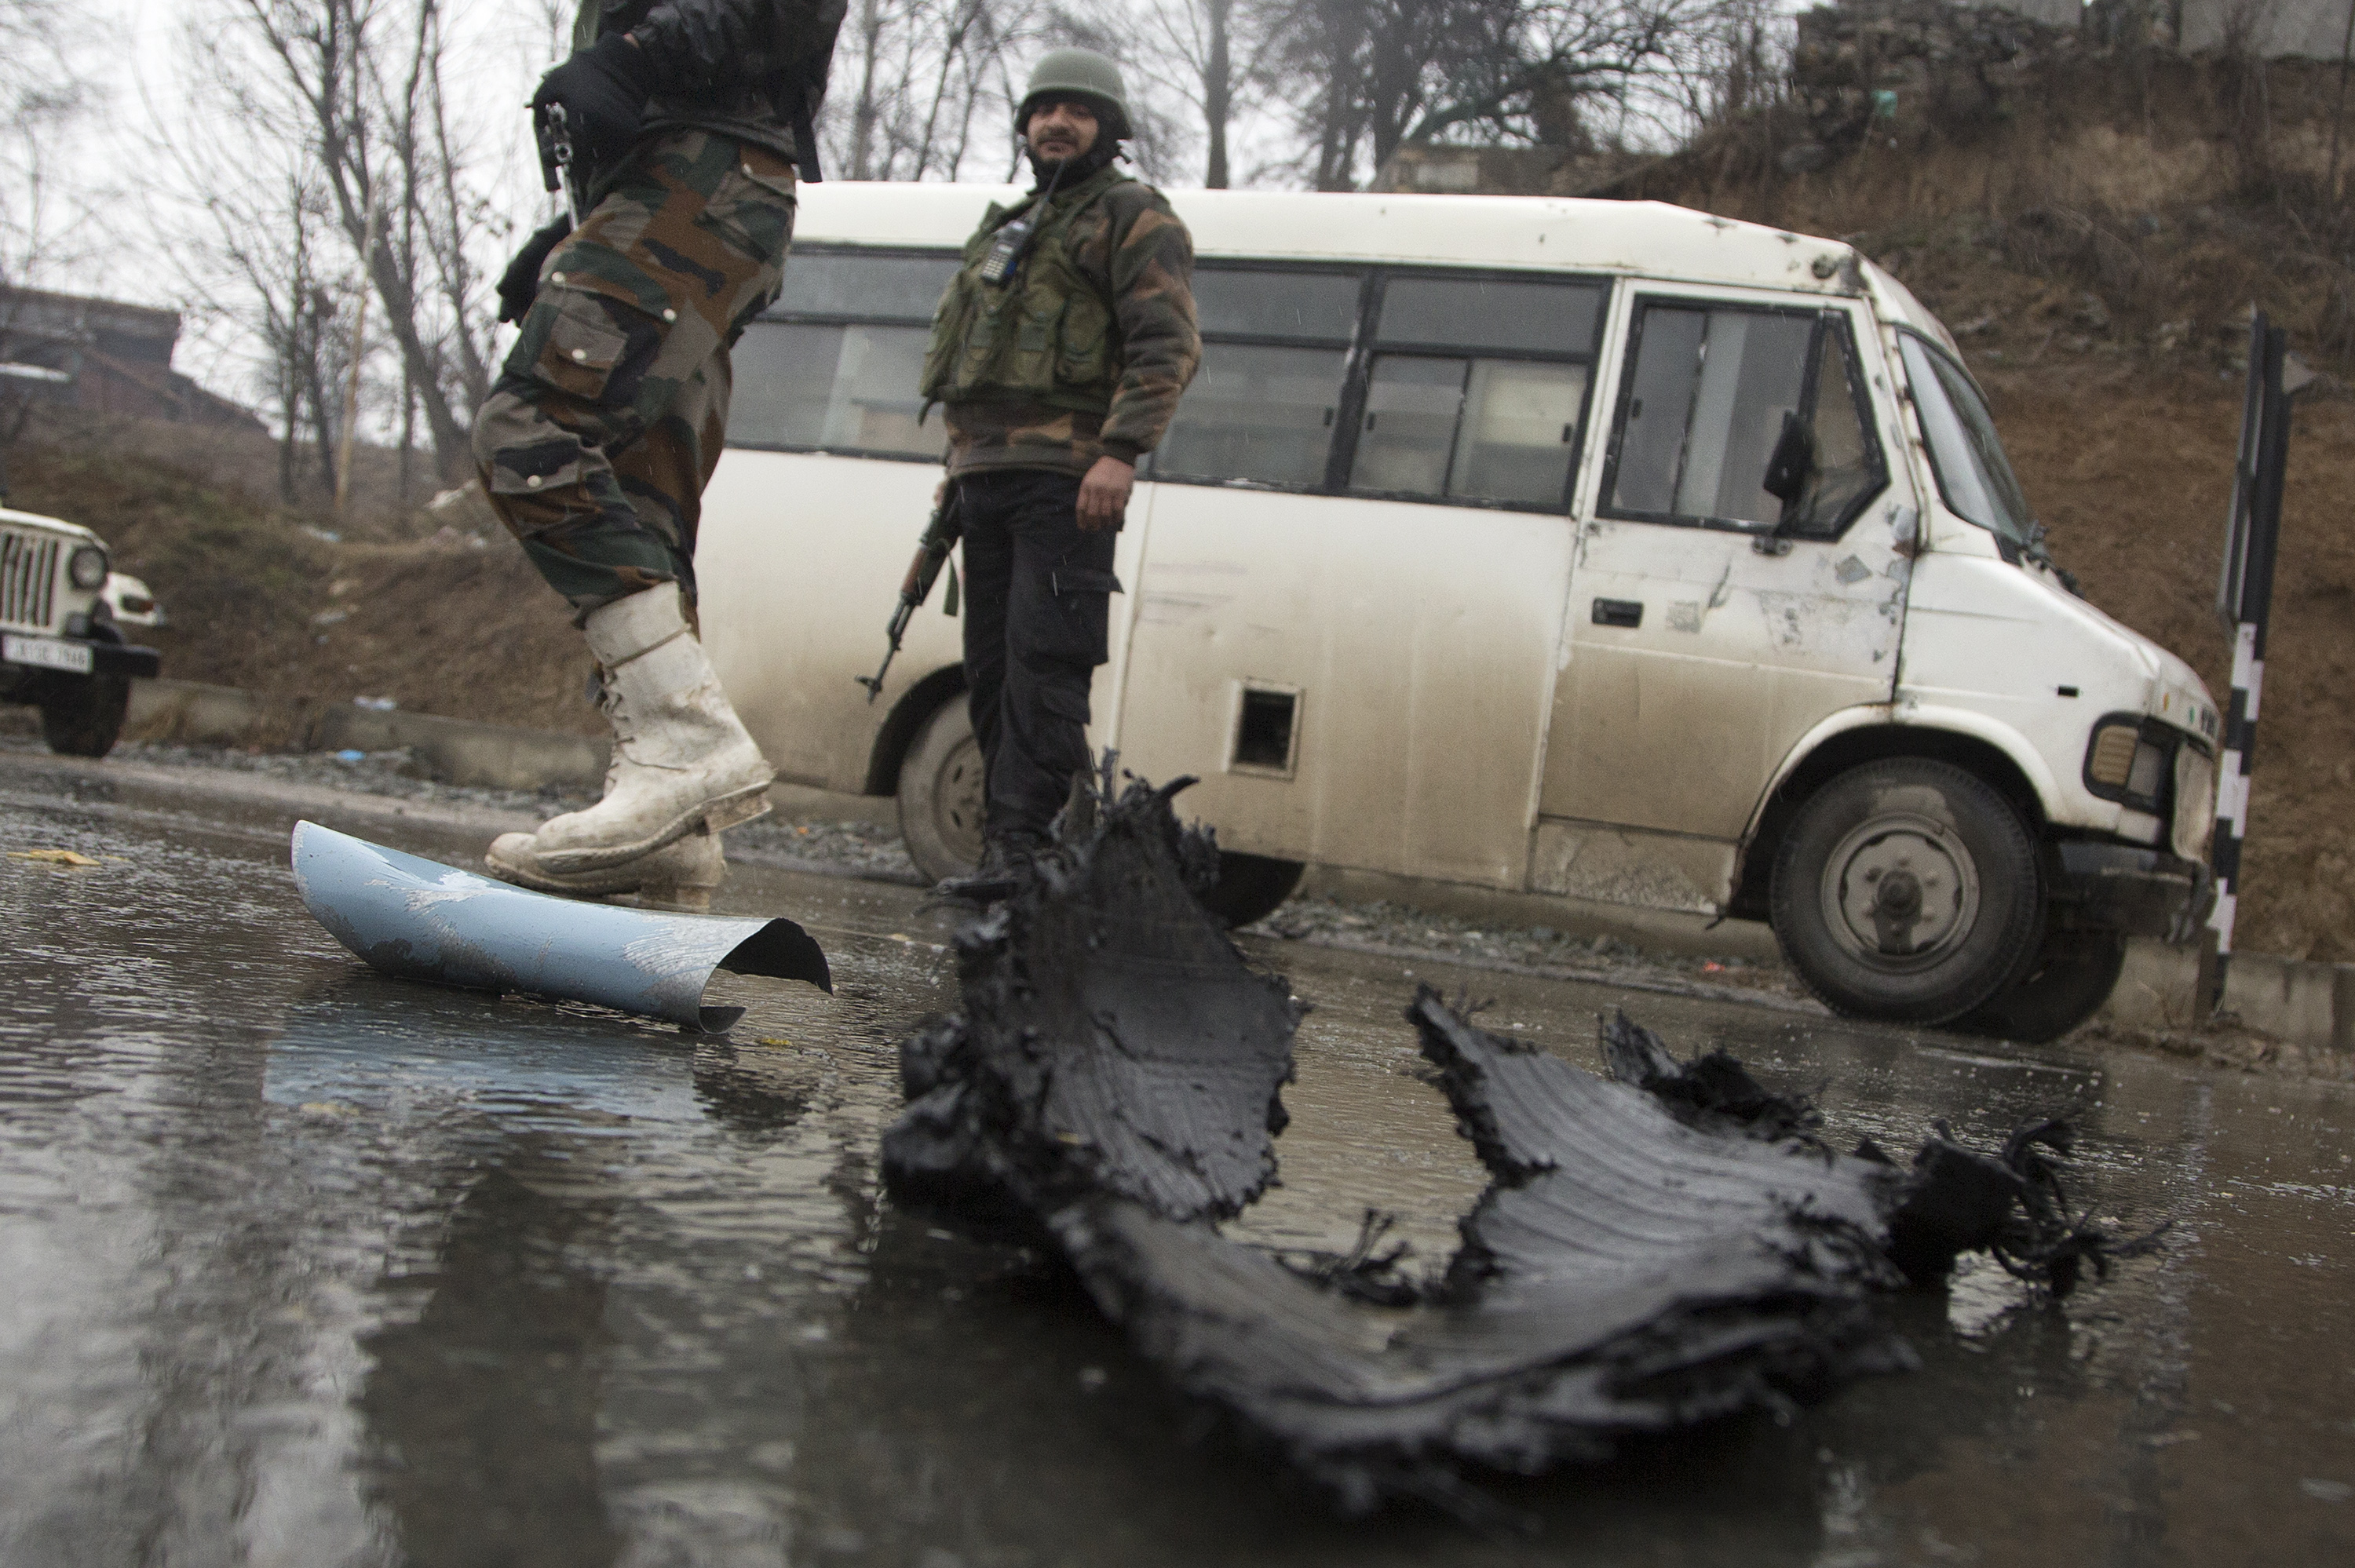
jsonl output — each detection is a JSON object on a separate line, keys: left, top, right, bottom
{"left": 0, "top": 505, "right": 160, "bottom": 757}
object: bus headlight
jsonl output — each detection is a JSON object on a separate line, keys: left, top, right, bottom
{"left": 68, "top": 545, "right": 109, "bottom": 590}
{"left": 2083, "top": 714, "right": 2178, "bottom": 817}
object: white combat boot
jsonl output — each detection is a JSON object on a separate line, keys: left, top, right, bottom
{"left": 484, "top": 824, "right": 726, "bottom": 913}
{"left": 522, "top": 585, "right": 775, "bottom": 876}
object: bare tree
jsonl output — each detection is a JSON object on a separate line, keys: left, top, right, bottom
{"left": 1263, "top": 0, "right": 1722, "bottom": 189}
{"left": 827, "top": 0, "right": 1046, "bottom": 181}
{"left": 0, "top": 0, "right": 106, "bottom": 494}
{"left": 1162, "top": 0, "right": 1255, "bottom": 189}
{"left": 167, "top": 147, "right": 349, "bottom": 504}
{"left": 184, "top": 0, "right": 499, "bottom": 483}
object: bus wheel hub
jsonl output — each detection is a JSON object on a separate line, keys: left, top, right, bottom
{"left": 1825, "top": 816, "right": 1978, "bottom": 965}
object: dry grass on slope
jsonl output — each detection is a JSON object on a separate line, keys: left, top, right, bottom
{"left": 4, "top": 436, "right": 601, "bottom": 737}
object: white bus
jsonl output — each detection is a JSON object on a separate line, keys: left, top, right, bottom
{"left": 696, "top": 183, "right": 2216, "bottom": 1041}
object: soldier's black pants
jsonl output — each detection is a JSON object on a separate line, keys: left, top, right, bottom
{"left": 956, "top": 469, "right": 1119, "bottom": 851}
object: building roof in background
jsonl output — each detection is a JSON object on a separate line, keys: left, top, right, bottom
{"left": 0, "top": 283, "right": 261, "bottom": 430}
{"left": 0, "top": 284, "right": 181, "bottom": 361}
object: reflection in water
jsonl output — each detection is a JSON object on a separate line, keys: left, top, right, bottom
{"left": 358, "top": 1147, "right": 619, "bottom": 1568}
{"left": 5, "top": 787, "right": 2350, "bottom": 1567}
{"left": 694, "top": 1051, "right": 814, "bottom": 1139}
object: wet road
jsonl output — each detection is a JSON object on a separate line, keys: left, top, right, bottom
{"left": 2, "top": 757, "right": 2351, "bottom": 1567}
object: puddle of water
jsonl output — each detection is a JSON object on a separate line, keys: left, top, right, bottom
{"left": 1, "top": 775, "right": 2351, "bottom": 1566}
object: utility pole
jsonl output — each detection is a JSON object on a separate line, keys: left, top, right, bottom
{"left": 2209, "top": 311, "right": 2313, "bottom": 1013}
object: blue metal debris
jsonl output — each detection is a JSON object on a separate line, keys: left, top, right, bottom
{"left": 290, "top": 820, "right": 830, "bottom": 1030}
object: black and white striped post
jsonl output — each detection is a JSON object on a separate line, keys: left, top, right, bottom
{"left": 2208, "top": 312, "right": 2305, "bottom": 1013}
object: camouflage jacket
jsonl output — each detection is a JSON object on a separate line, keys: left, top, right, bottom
{"left": 944, "top": 172, "right": 1200, "bottom": 478}
{"left": 578, "top": 0, "right": 845, "bottom": 170}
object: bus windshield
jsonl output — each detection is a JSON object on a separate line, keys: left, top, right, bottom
{"left": 1899, "top": 333, "right": 2035, "bottom": 549}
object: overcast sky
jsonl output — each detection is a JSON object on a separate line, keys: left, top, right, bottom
{"left": 34, "top": 0, "right": 564, "bottom": 404}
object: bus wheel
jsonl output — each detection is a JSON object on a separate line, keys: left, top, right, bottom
{"left": 1769, "top": 758, "right": 2043, "bottom": 1026}
{"left": 896, "top": 698, "right": 987, "bottom": 884}
{"left": 1199, "top": 851, "right": 1306, "bottom": 930}
{"left": 1951, "top": 928, "right": 2127, "bottom": 1044}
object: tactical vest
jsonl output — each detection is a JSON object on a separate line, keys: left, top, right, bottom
{"left": 922, "top": 162, "right": 1130, "bottom": 414}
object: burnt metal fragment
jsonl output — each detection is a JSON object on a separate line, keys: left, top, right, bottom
{"left": 1597, "top": 1008, "right": 1827, "bottom": 1145}
{"left": 1871, "top": 1119, "right": 2166, "bottom": 1294}
{"left": 880, "top": 775, "right": 1300, "bottom": 1227}
{"left": 1597, "top": 1008, "right": 2158, "bottom": 1297}
{"left": 1048, "top": 984, "right": 1923, "bottom": 1514}
{"left": 882, "top": 771, "right": 2155, "bottom": 1517}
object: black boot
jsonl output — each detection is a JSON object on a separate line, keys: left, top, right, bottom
{"left": 931, "top": 837, "right": 1039, "bottom": 906}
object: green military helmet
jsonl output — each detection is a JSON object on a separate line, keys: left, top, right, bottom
{"left": 1017, "top": 48, "right": 1134, "bottom": 142}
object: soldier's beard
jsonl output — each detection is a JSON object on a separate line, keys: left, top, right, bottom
{"left": 1026, "top": 139, "right": 1119, "bottom": 191}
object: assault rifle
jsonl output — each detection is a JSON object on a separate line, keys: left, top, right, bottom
{"left": 534, "top": 101, "right": 586, "bottom": 224}
{"left": 856, "top": 488, "right": 963, "bottom": 703}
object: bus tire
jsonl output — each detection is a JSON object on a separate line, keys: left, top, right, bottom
{"left": 896, "top": 697, "right": 988, "bottom": 884}
{"left": 40, "top": 673, "right": 130, "bottom": 759}
{"left": 1950, "top": 928, "right": 2127, "bottom": 1044}
{"left": 1199, "top": 851, "right": 1306, "bottom": 929}
{"left": 1769, "top": 757, "right": 2043, "bottom": 1026}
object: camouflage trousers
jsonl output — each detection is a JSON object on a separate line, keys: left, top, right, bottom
{"left": 474, "top": 130, "right": 796, "bottom": 613}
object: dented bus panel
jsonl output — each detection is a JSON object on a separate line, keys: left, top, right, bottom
{"left": 696, "top": 184, "right": 2217, "bottom": 1037}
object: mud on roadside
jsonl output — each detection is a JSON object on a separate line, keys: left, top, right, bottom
{"left": 2079, "top": 1020, "right": 2355, "bottom": 1084}
{"left": 0, "top": 730, "right": 923, "bottom": 884}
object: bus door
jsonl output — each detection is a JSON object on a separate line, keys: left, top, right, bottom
{"left": 1115, "top": 265, "right": 1606, "bottom": 889}
{"left": 1538, "top": 290, "right": 1912, "bottom": 908}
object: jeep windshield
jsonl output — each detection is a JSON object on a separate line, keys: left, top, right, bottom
{"left": 1899, "top": 332, "right": 2036, "bottom": 552}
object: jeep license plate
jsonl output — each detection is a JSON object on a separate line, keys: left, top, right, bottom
{"left": 1, "top": 633, "right": 93, "bottom": 675}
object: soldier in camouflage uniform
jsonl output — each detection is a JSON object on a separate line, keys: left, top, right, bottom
{"left": 925, "top": 49, "right": 1201, "bottom": 898}
{"left": 471, "top": 0, "right": 844, "bottom": 911}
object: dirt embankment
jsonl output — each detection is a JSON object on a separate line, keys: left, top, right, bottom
{"left": 3, "top": 424, "right": 600, "bottom": 737}
{"left": 1979, "top": 365, "right": 2355, "bottom": 965}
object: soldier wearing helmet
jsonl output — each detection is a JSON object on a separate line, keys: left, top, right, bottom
{"left": 922, "top": 48, "right": 1202, "bottom": 898}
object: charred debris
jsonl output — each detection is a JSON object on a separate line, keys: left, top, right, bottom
{"left": 879, "top": 769, "right": 2154, "bottom": 1517}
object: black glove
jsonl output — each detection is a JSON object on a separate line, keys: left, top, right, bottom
{"left": 496, "top": 217, "right": 575, "bottom": 325}
{"left": 530, "top": 32, "right": 657, "bottom": 166}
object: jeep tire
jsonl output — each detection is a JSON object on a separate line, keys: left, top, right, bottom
{"left": 40, "top": 673, "right": 130, "bottom": 760}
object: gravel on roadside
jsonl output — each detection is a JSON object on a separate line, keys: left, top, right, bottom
{"left": 1240, "top": 895, "right": 1810, "bottom": 1008}
{"left": 0, "top": 733, "right": 926, "bottom": 884}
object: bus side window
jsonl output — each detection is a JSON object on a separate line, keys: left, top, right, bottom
{"left": 1347, "top": 275, "right": 1602, "bottom": 509}
{"left": 1786, "top": 326, "right": 1886, "bottom": 539}
{"left": 1603, "top": 301, "right": 1883, "bottom": 538}
{"left": 1151, "top": 267, "right": 1360, "bottom": 490}
{"left": 724, "top": 249, "right": 959, "bottom": 461}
